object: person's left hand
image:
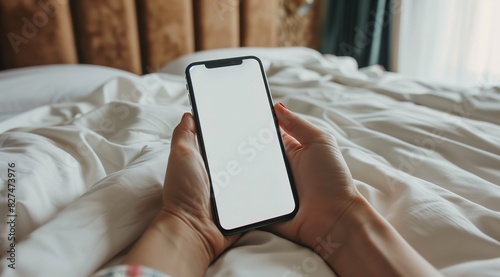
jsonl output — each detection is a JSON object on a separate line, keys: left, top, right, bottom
{"left": 122, "top": 113, "right": 239, "bottom": 276}
{"left": 159, "top": 112, "right": 240, "bottom": 263}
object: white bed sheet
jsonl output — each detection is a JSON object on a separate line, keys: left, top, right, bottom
{"left": 1, "top": 47, "right": 499, "bottom": 276}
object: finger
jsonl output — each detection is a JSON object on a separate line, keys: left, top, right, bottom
{"left": 225, "top": 233, "right": 242, "bottom": 244}
{"left": 261, "top": 221, "right": 296, "bottom": 244}
{"left": 171, "top": 113, "right": 197, "bottom": 148}
{"left": 280, "top": 127, "right": 301, "bottom": 153}
{"left": 274, "top": 103, "right": 326, "bottom": 145}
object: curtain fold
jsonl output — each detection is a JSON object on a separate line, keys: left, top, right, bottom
{"left": 321, "top": 0, "right": 394, "bottom": 70}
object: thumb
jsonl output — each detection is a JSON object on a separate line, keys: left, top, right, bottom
{"left": 171, "top": 113, "right": 197, "bottom": 148}
{"left": 274, "top": 103, "right": 326, "bottom": 145}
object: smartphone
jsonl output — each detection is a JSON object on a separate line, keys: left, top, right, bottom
{"left": 185, "top": 56, "right": 298, "bottom": 235}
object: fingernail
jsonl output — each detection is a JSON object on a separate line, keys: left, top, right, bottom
{"left": 277, "top": 103, "right": 290, "bottom": 126}
{"left": 182, "top": 113, "right": 188, "bottom": 121}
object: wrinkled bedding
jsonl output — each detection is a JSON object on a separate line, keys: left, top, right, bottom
{"left": 1, "top": 47, "right": 499, "bottom": 276}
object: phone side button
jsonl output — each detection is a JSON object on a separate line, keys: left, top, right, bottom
{"left": 188, "top": 93, "right": 192, "bottom": 106}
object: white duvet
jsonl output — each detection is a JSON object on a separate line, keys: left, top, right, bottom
{"left": 1, "top": 47, "right": 499, "bottom": 276}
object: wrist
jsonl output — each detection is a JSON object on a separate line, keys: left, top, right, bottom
{"left": 310, "top": 195, "right": 378, "bottom": 259}
{"left": 151, "top": 210, "right": 213, "bottom": 268}
{"left": 121, "top": 210, "right": 213, "bottom": 276}
{"left": 310, "top": 196, "right": 442, "bottom": 276}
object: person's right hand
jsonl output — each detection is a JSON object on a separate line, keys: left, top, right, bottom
{"left": 269, "top": 103, "right": 363, "bottom": 251}
{"left": 270, "top": 103, "right": 442, "bottom": 277}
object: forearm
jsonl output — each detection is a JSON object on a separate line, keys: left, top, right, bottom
{"left": 314, "top": 197, "right": 442, "bottom": 277}
{"left": 121, "top": 212, "right": 211, "bottom": 277}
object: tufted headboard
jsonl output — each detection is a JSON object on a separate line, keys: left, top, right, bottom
{"left": 0, "top": 0, "right": 321, "bottom": 74}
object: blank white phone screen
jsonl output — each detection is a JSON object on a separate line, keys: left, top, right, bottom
{"left": 189, "top": 58, "right": 296, "bottom": 230}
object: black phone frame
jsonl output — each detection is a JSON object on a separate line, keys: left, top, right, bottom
{"left": 185, "top": 56, "right": 299, "bottom": 235}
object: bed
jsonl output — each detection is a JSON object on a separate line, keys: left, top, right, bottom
{"left": 1, "top": 1, "right": 500, "bottom": 277}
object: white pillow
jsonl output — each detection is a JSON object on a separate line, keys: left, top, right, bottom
{"left": 159, "top": 47, "right": 325, "bottom": 75}
{"left": 0, "top": 64, "right": 138, "bottom": 121}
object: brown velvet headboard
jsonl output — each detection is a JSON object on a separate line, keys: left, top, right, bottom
{"left": 0, "top": 0, "right": 321, "bottom": 74}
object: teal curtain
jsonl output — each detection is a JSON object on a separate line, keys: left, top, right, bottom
{"left": 321, "top": 0, "right": 394, "bottom": 70}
